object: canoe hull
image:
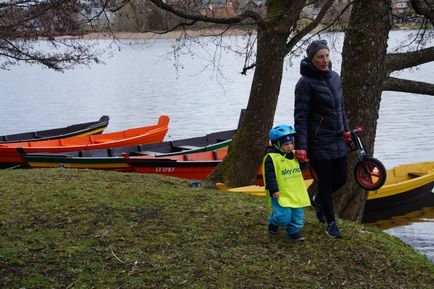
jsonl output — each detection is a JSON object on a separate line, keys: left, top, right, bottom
{"left": 0, "top": 115, "right": 109, "bottom": 143}
{"left": 362, "top": 162, "right": 434, "bottom": 222}
{"left": 130, "top": 160, "right": 220, "bottom": 180}
{"left": 125, "top": 154, "right": 312, "bottom": 184}
{"left": 24, "top": 156, "right": 133, "bottom": 172}
{"left": 0, "top": 115, "right": 169, "bottom": 168}
{"left": 363, "top": 181, "right": 434, "bottom": 222}
{"left": 216, "top": 161, "right": 434, "bottom": 223}
{"left": 20, "top": 129, "right": 237, "bottom": 171}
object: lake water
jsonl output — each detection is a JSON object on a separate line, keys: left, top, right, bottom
{"left": 0, "top": 30, "right": 433, "bottom": 262}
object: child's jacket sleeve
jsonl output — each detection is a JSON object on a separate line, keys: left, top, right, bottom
{"left": 264, "top": 155, "right": 278, "bottom": 197}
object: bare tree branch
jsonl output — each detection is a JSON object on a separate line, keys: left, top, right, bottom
{"left": 0, "top": 38, "right": 99, "bottom": 71}
{"left": 240, "top": 0, "right": 353, "bottom": 75}
{"left": 148, "top": 0, "right": 264, "bottom": 26}
{"left": 285, "top": 0, "right": 336, "bottom": 52}
{"left": 152, "top": 20, "right": 198, "bottom": 35}
{"left": 0, "top": 0, "right": 102, "bottom": 71}
{"left": 410, "top": 0, "right": 434, "bottom": 26}
{"left": 81, "top": 0, "right": 117, "bottom": 26}
{"left": 383, "top": 76, "right": 434, "bottom": 96}
{"left": 385, "top": 46, "right": 434, "bottom": 73}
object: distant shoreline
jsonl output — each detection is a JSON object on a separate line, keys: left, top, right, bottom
{"left": 59, "top": 25, "right": 431, "bottom": 41}
{"left": 61, "top": 28, "right": 252, "bottom": 40}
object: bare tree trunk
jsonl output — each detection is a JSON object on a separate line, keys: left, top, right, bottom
{"left": 335, "top": 0, "right": 392, "bottom": 221}
{"left": 205, "top": 28, "right": 287, "bottom": 187}
{"left": 205, "top": 0, "right": 305, "bottom": 187}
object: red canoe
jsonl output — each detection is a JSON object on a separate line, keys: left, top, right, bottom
{"left": 0, "top": 115, "right": 169, "bottom": 168}
{"left": 123, "top": 148, "right": 230, "bottom": 180}
{"left": 123, "top": 147, "right": 312, "bottom": 184}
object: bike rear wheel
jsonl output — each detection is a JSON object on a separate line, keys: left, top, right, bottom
{"left": 354, "top": 157, "right": 387, "bottom": 190}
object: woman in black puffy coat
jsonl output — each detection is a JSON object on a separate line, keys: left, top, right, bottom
{"left": 294, "top": 39, "right": 351, "bottom": 239}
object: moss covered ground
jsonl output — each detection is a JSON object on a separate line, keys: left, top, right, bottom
{"left": 0, "top": 169, "right": 433, "bottom": 288}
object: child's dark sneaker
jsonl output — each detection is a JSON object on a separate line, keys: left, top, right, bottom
{"left": 311, "top": 195, "right": 326, "bottom": 223}
{"left": 289, "top": 232, "right": 305, "bottom": 242}
{"left": 325, "top": 221, "right": 343, "bottom": 238}
{"left": 268, "top": 223, "right": 279, "bottom": 236}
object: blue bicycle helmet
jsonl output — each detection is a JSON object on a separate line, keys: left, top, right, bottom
{"left": 269, "top": 125, "right": 296, "bottom": 147}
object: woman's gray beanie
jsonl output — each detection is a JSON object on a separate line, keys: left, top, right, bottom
{"left": 306, "top": 40, "right": 329, "bottom": 59}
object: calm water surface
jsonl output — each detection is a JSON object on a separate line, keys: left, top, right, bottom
{"left": 0, "top": 31, "right": 433, "bottom": 262}
{"left": 367, "top": 207, "right": 434, "bottom": 263}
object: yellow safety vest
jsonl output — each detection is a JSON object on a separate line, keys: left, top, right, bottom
{"left": 262, "top": 152, "right": 311, "bottom": 208}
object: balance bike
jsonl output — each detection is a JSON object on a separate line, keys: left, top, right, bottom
{"left": 309, "top": 127, "right": 387, "bottom": 191}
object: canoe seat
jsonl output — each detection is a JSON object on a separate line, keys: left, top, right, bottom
{"left": 92, "top": 138, "right": 112, "bottom": 144}
{"left": 185, "top": 151, "right": 215, "bottom": 161}
{"left": 170, "top": 155, "right": 186, "bottom": 161}
{"left": 408, "top": 172, "right": 427, "bottom": 178}
{"left": 214, "top": 148, "right": 228, "bottom": 160}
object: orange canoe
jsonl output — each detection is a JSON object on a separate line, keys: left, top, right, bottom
{"left": 0, "top": 115, "right": 169, "bottom": 168}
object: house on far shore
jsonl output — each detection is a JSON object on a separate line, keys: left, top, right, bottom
{"left": 391, "top": 0, "right": 424, "bottom": 25}
{"left": 236, "top": 0, "right": 266, "bottom": 17}
{"left": 199, "top": 0, "right": 265, "bottom": 18}
{"left": 199, "top": 0, "right": 236, "bottom": 17}
{"left": 392, "top": 0, "right": 410, "bottom": 14}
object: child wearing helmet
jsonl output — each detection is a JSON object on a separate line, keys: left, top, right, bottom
{"left": 262, "top": 125, "right": 311, "bottom": 241}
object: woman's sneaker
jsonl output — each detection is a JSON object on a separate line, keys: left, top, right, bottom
{"left": 325, "top": 221, "right": 343, "bottom": 238}
{"left": 268, "top": 223, "right": 279, "bottom": 236}
{"left": 289, "top": 232, "right": 305, "bottom": 242}
{"left": 311, "top": 195, "right": 326, "bottom": 223}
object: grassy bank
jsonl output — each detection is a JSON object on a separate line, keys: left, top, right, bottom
{"left": 0, "top": 169, "right": 433, "bottom": 288}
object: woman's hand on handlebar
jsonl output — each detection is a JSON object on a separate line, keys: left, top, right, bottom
{"left": 295, "top": 150, "right": 308, "bottom": 162}
{"left": 343, "top": 131, "right": 352, "bottom": 145}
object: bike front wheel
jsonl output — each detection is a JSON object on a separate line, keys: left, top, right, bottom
{"left": 354, "top": 157, "right": 387, "bottom": 191}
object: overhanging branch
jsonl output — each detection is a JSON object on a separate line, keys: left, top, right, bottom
{"left": 385, "top": 46, "right": 434, "bottom": 73}
{"left": 383, "top": 76, "right": 434, "bottom": 96}
{"left": 285, "top": 0, "right": 338, "bottom": 53}
{"left": 241, "top": 0, "right": 339, "bottom": 75}
{"left": 152, "top": 20, "right": 198, "bottom": 35}
{"left": 148, "top": 0, "right": 264, "bottom": 26}
{"left": 410, "top": 0, "right": 434, "bottom": 26}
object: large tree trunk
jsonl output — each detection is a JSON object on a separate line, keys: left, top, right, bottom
{"left": 205, "top": 0, "right": 305, "bottom": 187}
{"left": 205, "top": 28, "right": 286, "bottom": 187}
{"left": 335, "top": 0, "right": 392, "bottom": 221}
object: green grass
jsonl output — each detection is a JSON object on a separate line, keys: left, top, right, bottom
{"left": 0, "top": 169, "right": 433, "bottom": 288}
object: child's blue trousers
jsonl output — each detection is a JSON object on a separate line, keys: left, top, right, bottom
{"left": 269, "top": 198, "right": 304, "bottom": 235}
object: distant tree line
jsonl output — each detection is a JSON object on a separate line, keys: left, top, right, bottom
{"left": 111, "top": 1, "right": 197, "bottom": 32}
{"left": 1, "top": 0, "right": 425, "bottom": 37}
{"left": 0, "top": 0, "right": 85, "bottom": 38}
{"left": 109, "top": 0, "right": 352, "bottom": 32}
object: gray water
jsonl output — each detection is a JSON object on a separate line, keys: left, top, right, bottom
{"left": 0, "top": 30, "right": 433, "bottom": 262}
{"left": 367, "top": 207, "right": 434, "bottom": 263}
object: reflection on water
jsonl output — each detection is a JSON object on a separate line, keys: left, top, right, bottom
{"left": 366, "top": 206, "right": 434, "bottom": 263}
